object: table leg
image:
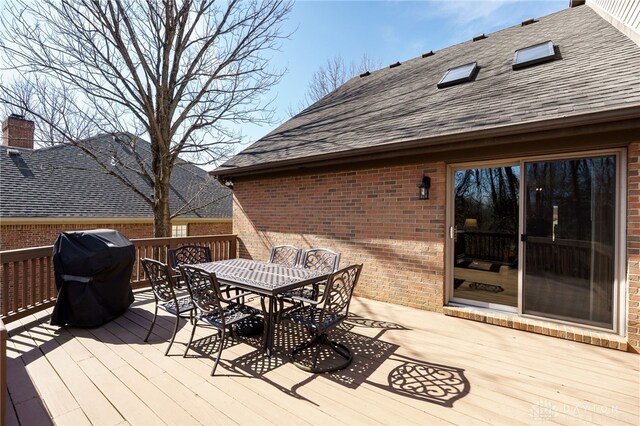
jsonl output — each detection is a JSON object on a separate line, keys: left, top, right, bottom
{"left": 262, "top": 296, "right": 275, "bottom": 357}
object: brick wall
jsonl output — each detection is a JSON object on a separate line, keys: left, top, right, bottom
{"left": 233, "top": 149, "right": 639, "bottom": 352}
{"left": 627, "top": 143, "right": 640, "bottom": 353}
{"left": 0, "top": 221, "right": 232, "bottom": 251}
{"left": 233, "top": 162, "right": 446, "bottom": 311}
{"left": 188, "top": 222, "right": 232, "bottom": 237}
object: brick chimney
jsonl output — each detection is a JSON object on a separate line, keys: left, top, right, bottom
{"left": 2, "top": 114, "right": 35, "bottom": 150}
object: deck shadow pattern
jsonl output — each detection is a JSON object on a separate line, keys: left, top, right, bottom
{"left": 169, "top": 309, "right": 469, "bottom": 407}
{"left": 371, "top": 353, "right": 469, "bottom": 407}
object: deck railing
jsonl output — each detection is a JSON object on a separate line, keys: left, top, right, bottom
{"left": 0, "top": 234, "right": 237, "bottom": 324}
{"left": 129, "top": 234, "right": 237, "bottom": 287}
{"left": 458, "top": 231, "right": 518, "bottom": 264}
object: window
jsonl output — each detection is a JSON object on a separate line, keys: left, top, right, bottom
{"left": 437, "top": 62, "right": 478, "bottom": 89}
{"left": 172, "top": 224, "right": 188, "bottom": 237}
{"left": 512, "top": 41, "right": 555, "bottom": 70}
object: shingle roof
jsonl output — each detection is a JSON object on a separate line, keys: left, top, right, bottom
{"left": 0, "top": 134, "right": 232, "bottom": 219}
{"left": 217, "top": 5, "right": 640, "bottom": 174}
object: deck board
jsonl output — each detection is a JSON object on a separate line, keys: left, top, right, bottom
{"left": 5, "top": 293, "right": 640, "bottom": 425}
{"left": 399, "top": 329, "right": 639, "bottom": 410}
{"left": 4, "top": 354, "right": 52, "bottom": 426}
{"left": 4, "top": 388, "right": 20, "bottom": 426}
{"left": 27, "top": 320, "right": 125, "bottom": 426}
{"left": 11, "top": 316, "right": 80, "bottom": 420}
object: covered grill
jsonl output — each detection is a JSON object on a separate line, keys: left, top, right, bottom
{"left": 51, "top": 229, "right": 135, "bottom": 327}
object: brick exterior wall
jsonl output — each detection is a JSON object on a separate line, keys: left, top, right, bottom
{"left": 188, "top": 222, "right": 232, "bottom": 237}
{"left": 233, "top": 162, "right": 446, "bottom": 311}
{"left": 0, "top": 221, "right": 232, "bottom": 251}
{"left": 627, "top": 143, "right": 640, "bottom": 352}
{"left": 233, "top": 148, "right": 640, "bottom": 353}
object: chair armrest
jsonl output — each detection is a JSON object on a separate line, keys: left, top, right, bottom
{"left": 288, "top": 294, "right": 322, "bottom": 305}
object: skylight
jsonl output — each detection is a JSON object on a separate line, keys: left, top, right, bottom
{"left": 437, "top": 62, "right": 478, "bottom": 89}
{"left": 512, "top": 41, "right": 555, "bottom": 70}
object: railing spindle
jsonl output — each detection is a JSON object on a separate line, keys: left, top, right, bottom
{"left": 30, "top": 258, "right": 36, "bottom": 307}
{"left": 1, "top": 265, "right": 8, "bottom": 317}
{"left": 47, "top": 256, "right": 53, "bottom": 300}
{"left": 21, "top": 260, "right": 28, "bottom": 312}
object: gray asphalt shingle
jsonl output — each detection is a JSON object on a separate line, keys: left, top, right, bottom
{"left": 217, "top": 5, "right": 640, "bottom": 173}
{"left": 0, "top": 134, "right": 232, "bottom": 218}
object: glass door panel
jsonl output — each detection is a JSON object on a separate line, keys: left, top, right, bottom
{"left": 523, "top": 156, "right": 616, "bottom": 329}
{"left": 452, "top": 166, "right": 520, "bottom": 308}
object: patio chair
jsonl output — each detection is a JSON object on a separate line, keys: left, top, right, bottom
{"left": 179, "top": 264, "right": 261, "bottom": 376}
{"left": 266, "top": 245, "right": 304, "bottom": 316}
{"left": 140, "top": 258, "right": 194, "bottom": 356}
{"left": 281, "top": 248, "right": 341, "bottom": 302}
{"left": 282, "top": 264, "right": 363, "bottom": 373}
{"left": 168, "top": 245, "right": 212, "bottom": 288}
{"left": 268, "top": 245, "right": 302, "bottom": 267}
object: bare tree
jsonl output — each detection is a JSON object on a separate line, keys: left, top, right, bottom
{"left": 0, "top": 0, "right": 292, "bottom": 237}
{"left": 288, "top": 53, "right": 379, "bottom": 116}
{"left": 306, "top": 54, "right": 379, "bottom": 104}
{"left": 0, "top": 79, "right": 98, "bottom": 146}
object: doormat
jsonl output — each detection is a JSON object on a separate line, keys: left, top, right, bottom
{"left": 457, "top": 260, "right": 502, "bottom": 273}
{"left": 468, "top": 283, "right": 504, "bottom": 293}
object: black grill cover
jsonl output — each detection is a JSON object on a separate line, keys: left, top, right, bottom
{"left": 51, "top": 229, "right": 135, "bottom": 327}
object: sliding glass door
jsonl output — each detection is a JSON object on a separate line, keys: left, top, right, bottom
{"left": 522, "top": 155, "right": 617, "bottom": 329}
{"left": 452, "top": 164, "right": 520, "bottom": 309}
{"left": 449, "top": 152, "right": 621, "bottom": 330}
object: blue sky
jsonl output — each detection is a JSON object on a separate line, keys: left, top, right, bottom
{"left": 238, "top": 0, "right": 567, "bottom": 148}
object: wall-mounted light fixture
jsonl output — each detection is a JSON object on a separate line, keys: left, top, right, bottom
{"left": 418, "top": 175, "right": 431, "bottom": 200}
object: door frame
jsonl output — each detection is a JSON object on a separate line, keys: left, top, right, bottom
{"left": 445, "top": 148, "right": 627, "bottom": 335}
{"left": 446, "top": 159, "right": 520, "bottom": 313}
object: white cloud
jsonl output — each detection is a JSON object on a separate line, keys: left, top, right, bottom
{"left": 431, "top": 0, "right": 515, "bottom": 27}
{"left": 398, "top": 0, "right": 565, "bottom": 45}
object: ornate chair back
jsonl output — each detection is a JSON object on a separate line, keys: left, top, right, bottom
{"left": 319, "top": 264, "right": 362, "bottom": 323}
{"left": 300, "top": 248, "right": 341, "bottom": 273}
{"left": 268, "top": 245, "right": 301, "bottom": 267}
{"left": 168, "top": 245, "right": 212, "bottom": 269}
{"left": 141, "top": 258, "right": 178, "bottom": 304}
{"left": 179, "top": 265, "right": 226, "bottom": 324}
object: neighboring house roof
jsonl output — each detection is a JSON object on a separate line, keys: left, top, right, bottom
{"left": 216, "top": 4, "right": 640, "bottom": 176}
{"left": 0, "top": 134, "right": 232, "bottom": 219}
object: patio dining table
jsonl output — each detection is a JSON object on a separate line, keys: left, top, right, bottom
{"left": 193, "top": 258, "right": 330, "bottom": 356}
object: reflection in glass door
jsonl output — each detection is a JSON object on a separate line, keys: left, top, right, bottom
{"left": 523, "top": 156, "right": 616, "bottom": 329}
{"left": 452, "top": 165, "right": 520, "bottom": 308}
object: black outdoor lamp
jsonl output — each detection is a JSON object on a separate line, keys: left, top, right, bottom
{"left": 418, "top": 175, "right": 431, "bottom": 200}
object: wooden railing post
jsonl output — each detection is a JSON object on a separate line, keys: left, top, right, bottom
{"left": 0, "top": 319, "right": 7, "bottom": 424}
{"left": 229, "top": 237, "right": 237, "bottom": 259}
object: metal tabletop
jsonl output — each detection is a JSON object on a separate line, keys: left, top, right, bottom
{"left": 193, "top": 258, "right": 330, "bottom": 357}
{"left": 194, "top": 258, "right": 329, "bottom": 296}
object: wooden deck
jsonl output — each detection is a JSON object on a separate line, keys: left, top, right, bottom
{"left": 4, "top": 292, "right": 639, "bottom": 425}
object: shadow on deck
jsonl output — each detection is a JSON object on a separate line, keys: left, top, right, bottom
{"left": 4, "top": 292, "right": 638, "bottom": 425}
